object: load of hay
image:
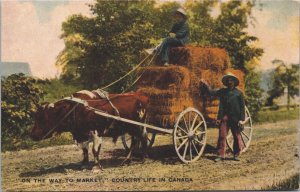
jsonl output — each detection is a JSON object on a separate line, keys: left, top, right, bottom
{"left": 137, "top": 46, "right": 245, "bottom": 128}
{"left": 137, "top": 66, "right": 193, "bottom": 127}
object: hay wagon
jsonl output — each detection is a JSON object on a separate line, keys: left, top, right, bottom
{"left": 120, "top": 46, "right": 253, "bottom": 163}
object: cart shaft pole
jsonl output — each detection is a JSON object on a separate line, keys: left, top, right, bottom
{"left": 92, "top": 109, "right": 173, "bottom": 134}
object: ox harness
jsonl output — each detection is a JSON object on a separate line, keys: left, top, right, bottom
{"left": 93, "top": 89, "right": 120, "bottom": 116}
{"left": 42, "top": 94, "right": 120, "bottom": 140}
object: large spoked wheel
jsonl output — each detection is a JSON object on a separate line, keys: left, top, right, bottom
{"left": 121, "top": 119, "right": 156, "bottom": 152}
{"left": 173, "top": 107, "right": 207, "bottom": 163}
{"left": 226, "top": 106, "right": 253, "bottom": 153}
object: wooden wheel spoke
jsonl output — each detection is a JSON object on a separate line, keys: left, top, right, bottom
{"left": 189, "top": 141, "right": 193, "bottom": 160}
{"left": 177, "top": 138, "right": 188, "bottom": 150}
{"left": 240, "top": 134, "right": 247, "bottom": 147}
{"left": 244, "top": 126, "right": 252, "bottom": 129}
{"left": 193, "top": 121, "right": 204, "bottom": 132}
{"left": 183, "top": 116, "right": 188, "bottom": 130}
{"left": 176, "top": 135, "right": 188, "bottom": 139}
{"left": 183, "top": 141, "right": 189, "bottom": 160}
{"left": 195, "top": 131, "right": 205, "bottom": 136}
{"left": 193, "top": 137, "right": 204, "bottom": 145}
{"left": 191, "top": 140, "right": 199, "bottom": 154}
{"left": 190, "top": 114, "right": 198, "bottom": 131}
{"left": 241, "top": 131, "right": 250, "bottom": 140}
{"left": 177, "top": 125, "right": 188, "bottom": 134}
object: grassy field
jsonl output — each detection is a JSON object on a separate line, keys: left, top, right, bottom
{"left": 256, "top": 107, "right": 299, "bottom": 123}
{"left": 264, "top": 173, "right": 299, "bottom": 190}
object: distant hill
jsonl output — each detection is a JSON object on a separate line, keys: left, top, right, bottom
{"left": 0, "top": 62, "right": 32, "bottom": 77}
{"left": 260, "top": 68, "right": 274, "bottom": 92}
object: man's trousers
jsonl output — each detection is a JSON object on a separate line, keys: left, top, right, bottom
{"left": 217, "top": 115, "right": 243, "bottom": 157}
{"left": 158, "top": 37, "right": 182, "bottom": 63}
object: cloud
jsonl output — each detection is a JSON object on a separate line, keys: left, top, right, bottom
{"left": 1, "top": 1, "right": 92, "bottom": 78}
{"left": 247, "top": 8, "right": 299, "bottom": 70}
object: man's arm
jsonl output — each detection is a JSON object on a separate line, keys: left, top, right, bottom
{"left": 199, "top": 79, "right": 220, "bottom": 96}
{"left": 175, "top": 22, "right": 189, "bottom": 39}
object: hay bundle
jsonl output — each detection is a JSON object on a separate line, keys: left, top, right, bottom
{"left": 169, "top": 46, "right": 231, "bottom": 72}
{"left": 138, "top": 88, "right": 192, "bottom": 127}
{"left": 137, "top": 87, "right": 190, "bottom": 99}
{"left": 200, "top": 69, "right": 224, "bottom": 89}
{"left": 168, "top": 47, "right": 232, "bottom": 103}
{"left": 136, "top": 66, "right": 190, "bottom": 90}
{"left": 137, "top": 68, "right": 192, "bottom": 127}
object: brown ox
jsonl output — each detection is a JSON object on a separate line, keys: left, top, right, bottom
{"left": 31, "top": 92, "right": 149, "bottom": 171}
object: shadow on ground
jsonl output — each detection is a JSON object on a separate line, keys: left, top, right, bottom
{"left": 19, "top": 143, "right": 217, "bottom": 177}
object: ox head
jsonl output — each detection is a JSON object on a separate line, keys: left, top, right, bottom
{"left": 30, "top": 101, "right": 69, "bottom": 141}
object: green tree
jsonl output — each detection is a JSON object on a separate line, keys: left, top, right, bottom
{"left": 57, "top": 1, "right": 182, "bottom": 91}
{"left": 245, "top": 71, "right": 263, "bottom": 120}
{"left": 1, "top": 74, "right": 45, "bottom": 139}
{"left": 267, "top": 59, "right": 299, "bottom": 110}
{"left": 186, "top": 0, "right": 216, "bottom": 46}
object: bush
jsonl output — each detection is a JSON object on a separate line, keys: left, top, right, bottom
{"left": 1, "top": 74, "right": 45, "bottom": 140}
{"left": 1, "top": 75, "right": 83, "bottom": 151}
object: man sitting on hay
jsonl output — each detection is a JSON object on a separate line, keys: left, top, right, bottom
{"left": 146, "top": 8, "right": 189, "bottom": 66}
{"left": 201, "top": 73, "right": 245, "bottom": 162}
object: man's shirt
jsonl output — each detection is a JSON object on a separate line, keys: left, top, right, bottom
{"left": 170, "top": 20, "right": 189, "bottom": 44}
{"left": 204, "top": 87, "right": 246, "bottom": 123}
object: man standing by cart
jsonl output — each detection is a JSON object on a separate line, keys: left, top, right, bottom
{"left": 145, "top": 8, "right": 189, "bottom": 66}
{"left": 200, "top": 73, "right": 245, "bottom": 162}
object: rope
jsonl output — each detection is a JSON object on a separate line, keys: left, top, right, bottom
{"left": 121, "top": 51, "right": 159, "bottom": 93}
{"left": 100, "top": 53, "right": 152, "bottom": 90}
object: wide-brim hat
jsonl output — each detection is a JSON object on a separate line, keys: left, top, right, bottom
{"left": 222, "top": 72, "right": 239, "bottom": 86}
{"left": 174, "top": 8, "right": 187, "bottom": 18}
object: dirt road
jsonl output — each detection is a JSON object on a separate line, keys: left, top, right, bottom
{"left": 2, "top": 120, "right": 299, "bottom": 191}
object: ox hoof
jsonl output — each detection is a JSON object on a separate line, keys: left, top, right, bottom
{"left": 92, "top": 165, "right": 103, "bottom": 173}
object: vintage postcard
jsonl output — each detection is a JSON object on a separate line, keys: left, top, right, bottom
{"left": 1, "top": 0, "right": 299, "bottom": 191}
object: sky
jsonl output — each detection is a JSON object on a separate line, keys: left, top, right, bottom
{"left": 1, "top": 0, "right": 299, "bottom": 78}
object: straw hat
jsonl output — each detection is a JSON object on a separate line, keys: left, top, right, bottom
{"left": 222, "top": 72, "right": 239, "bottom": 86}
{"left": 174, "top": 8, "right": 187, "bottom": 18}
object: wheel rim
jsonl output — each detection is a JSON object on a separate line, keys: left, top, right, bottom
{"left": 121, "top": 118, "right": 156, "bottom": 151}
{"left": 226, "top": 106, "right": 253, "bottom": 153}
{"left": 173, "top": 108, "right": 207, "bottom": 163}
